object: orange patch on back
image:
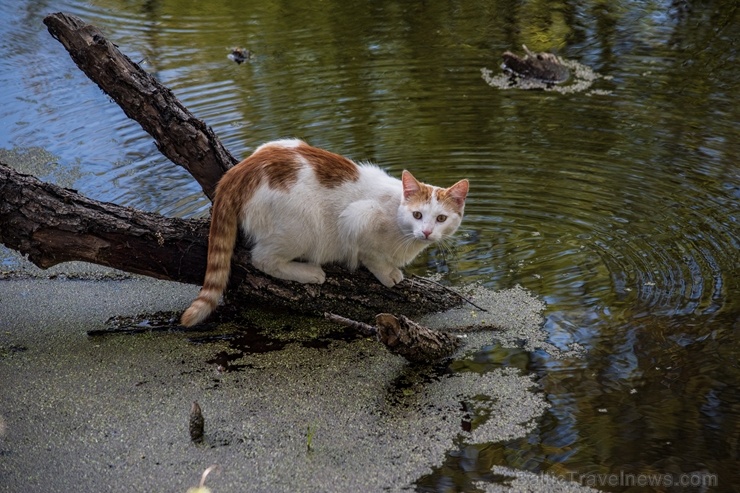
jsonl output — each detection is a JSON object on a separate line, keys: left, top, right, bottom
{"left": 255, "top": 146, "right": 302, "bottom": 191}
{"left": 218, "top": 145, "right": 301, "bottom": 202}
{"left": 297, "top": 142, "right": 360, "bottom": 187}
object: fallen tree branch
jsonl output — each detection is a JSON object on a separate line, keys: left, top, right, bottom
{"left": 0, "top": 12, "right": 467, "bottom": 326}
{"left": 411, "top": 275, "right": 488, "bottom": 312}
{"left": 0, "top": 163, "right": 462, "bottom": 321}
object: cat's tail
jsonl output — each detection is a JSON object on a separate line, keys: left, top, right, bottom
{"left": 180, "top": 193, "right": 240, "bottom": 327}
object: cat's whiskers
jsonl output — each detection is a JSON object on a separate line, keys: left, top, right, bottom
{"left": 389, "top": 235, "right": 413, "bottom": 260}
{"left": 389, "top": 232, "right": 421, "bottom": 263}
{"left": 435, "top": 236, "right": 456, "bottom": 261}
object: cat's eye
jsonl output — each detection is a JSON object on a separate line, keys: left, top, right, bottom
{"left": 412, "top": 211, "right": 422, "bottom": 220}
{"left": 436, "top": 214, "right": 447, "bottom": 223}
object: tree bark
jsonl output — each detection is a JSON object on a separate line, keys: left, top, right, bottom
{"left": 0, "top": 163, "right": 209, "bottom": 282}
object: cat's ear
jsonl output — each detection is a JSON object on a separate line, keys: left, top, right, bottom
{"left": 446, "top": 179, "right": 469, "bottom": 208}
{"left": 402, "top": 170, "right": 422, "bottom": 200}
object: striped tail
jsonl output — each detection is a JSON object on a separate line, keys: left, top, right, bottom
{"left": 180, "top": 194, "right": 240, "bottom": 327}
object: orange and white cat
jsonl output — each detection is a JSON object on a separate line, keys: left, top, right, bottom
{"left": 181, "top": 139, "right": 469, "bottom": 327}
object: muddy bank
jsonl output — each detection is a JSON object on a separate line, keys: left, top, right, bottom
{"left": 0, "top": 255, "right": 596, "bottom": 492}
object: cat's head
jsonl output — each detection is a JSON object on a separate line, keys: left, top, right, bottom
{"left": 398, "top": 170, "right": 469, "bottom": 242}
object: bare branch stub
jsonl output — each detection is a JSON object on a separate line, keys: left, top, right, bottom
{"left": 325, "top": 312, "right": 461, "bottom": 363}
{"left": 43, "top": 11, "right": 236, "bottom": 199}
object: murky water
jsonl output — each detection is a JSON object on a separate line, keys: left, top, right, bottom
{"left": 1, "top": 0, "right": 738, "bottom": 491}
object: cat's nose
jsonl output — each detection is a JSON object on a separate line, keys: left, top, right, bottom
{"left": 422, "top": 229, "right": 433, "bottom": 239}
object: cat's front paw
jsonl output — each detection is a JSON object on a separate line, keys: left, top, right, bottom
{"left": 376, "top": 268, "right": 404, "bottom": 288}
{"left": 297, "top": 264, "right": 326, "bottom": 284}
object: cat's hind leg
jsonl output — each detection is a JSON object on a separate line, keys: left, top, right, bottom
{"left": 251, "top": 243, "right": 326, "bottom": 284}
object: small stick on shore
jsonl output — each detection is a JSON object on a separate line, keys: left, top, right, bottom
{"left": 325, "top": 312, "right": 461, "bottom": 364}
{"left": 411, "top": 275, "right": 489, "bottom": 312}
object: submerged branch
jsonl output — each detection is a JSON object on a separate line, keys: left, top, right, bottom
{"left": 325, "top": 312, "right": 461, "bottom": 363}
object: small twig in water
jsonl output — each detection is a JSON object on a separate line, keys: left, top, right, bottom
{"left": 411, "top": 275, "right": 488, "bottom": 312}
{"left": 323, "top": 312, "right": 377, "bottom": 336}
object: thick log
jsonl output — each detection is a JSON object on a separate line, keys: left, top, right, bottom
{"left": 43, "top": 12, "right": 236, "bottom": 199}
{"left": 0, "top": 163, "right": 208, "bottom": 282}
{"left": 0, "top": 164, "right": 462, "bottom": 322}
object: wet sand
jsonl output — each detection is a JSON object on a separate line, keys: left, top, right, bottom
{"left": 0, "top": 253, "right": 597, "bottom": 492}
